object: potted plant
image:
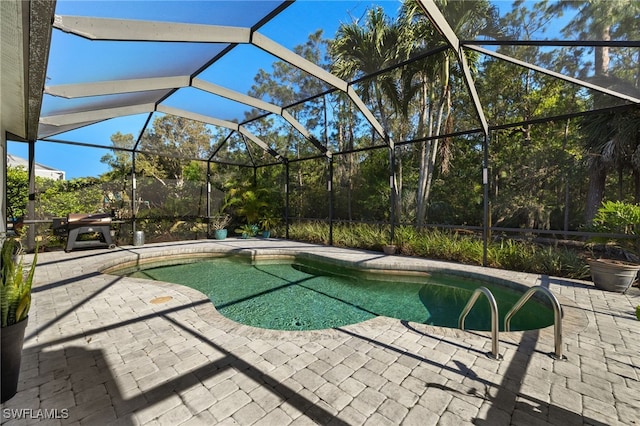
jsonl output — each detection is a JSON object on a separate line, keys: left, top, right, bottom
{"left": 209, "top": 191, "right": 240, "bottom": 240}
{"left": 235, "top": 223, "right": 259, "bottom": 239}
{"left": 382, "top": 243, "right": 397, "bottom": 255}
{"left": 381, "top": 233, "right": 398, "bottom": 255}
{"left": 1, "top": 238, "right": 37, "bottom": 402}
{"left": 210, "top": 214, "right": 232, "bottom": 240}
{"left": 259, "top": 214, "right": 278, "bottom": 238}
{"left": 587, "top": 201, "right": 640, "bottom": 293}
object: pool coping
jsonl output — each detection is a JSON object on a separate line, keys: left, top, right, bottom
{"left": 96, "top": 239, "right": 588, "bottom": 356}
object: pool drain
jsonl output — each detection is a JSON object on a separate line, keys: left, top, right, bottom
{"left": 150, "top": 296, "right": 173, "bottom": 304}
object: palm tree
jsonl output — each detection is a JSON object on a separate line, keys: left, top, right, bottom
{"left": 235, "top": 188, "right": 269, "bottom": 224}
{"left": 330, "top": 6, "right": 413, "bottom": 221}
{"left": 399, "top": 0, "right": 499, "bottom": 226}
{"left": 581, "top": 101, "right": 640, "bottom": 206}
{"left": 331, "top": 7, "right": 412, "bottom": 131}
{"left": 330, "top": 1, "right": 499, "bottom": 227}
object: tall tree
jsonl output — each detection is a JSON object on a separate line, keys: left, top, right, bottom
{"left": 544, "top": 0, "right": 640, "bottom": 222}
{"left": 478, "top": 1, "right": 588, "bottom": 230}
{"left": 136, "top": 115, "right": 212, "bottom": 191}
{"left": 100, "top": 116, "right": 213, "bottom": 218}
{"left": 247, "top": 30, "right": 336, "bottom": 218}
{"left": 411, "top": 0, "right": 500, "bottom": 226}
{"left": 332, "top": 0, "right": 499, "bottom": 226}
{"left": 330, "top": 6, "right": 415, "bottom": 221}
{"left": 100, "top": 131, "right": 134, "bottom": 180}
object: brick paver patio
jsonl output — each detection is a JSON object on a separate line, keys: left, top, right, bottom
{"left": 2, "top": 239, "right": 639, "bottom": 425}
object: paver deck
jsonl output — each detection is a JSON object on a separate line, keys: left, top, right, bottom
{"left": 2, "top": 239, "right": 639, "bottom": 425}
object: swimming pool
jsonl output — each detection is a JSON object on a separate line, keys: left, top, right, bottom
{"left": 112, "top": 255, "right": 554, "bottom": 331}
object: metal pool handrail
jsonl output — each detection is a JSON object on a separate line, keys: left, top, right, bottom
{"left": 504, "top": 286, "right": 564, "bottom": 360}
{"left": 458, "top": 287, "right": 501, "bottom": 359}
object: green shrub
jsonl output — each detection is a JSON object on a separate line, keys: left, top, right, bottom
{"left": 287, "top": 221, "right": 589, "bottom": 279}
{"left": 1, "top": 239, "right": 37, "bottom": 327}
{"left": 591, "top": 201, "right": 640, "bottom": 256}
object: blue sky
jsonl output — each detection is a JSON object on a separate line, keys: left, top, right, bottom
{"left": 9, "top": 0, "right": 405, "bottom": 179}
{"left": 8, "top": 0, "right": 573, "bottom": 179}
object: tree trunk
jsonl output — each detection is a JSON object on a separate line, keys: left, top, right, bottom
{"left": 416, "top": 57, "right": 450, "bottom": 226}
{"left": 634, "top": 168, "right": 640, "bottom": 203}
{"left": 416, "top": 82, "right": 433, "bottom": 227}
{"left": 416, "top": 140, "right": 431, "bottom": 226}
{"left": 422, "top": 82, "right": 451, "bottom": 223}
{"left": 594, "top": 29, "right": 610, "bottom": 77}
{"left": 585, "top": 163, "right": 606, "bottom": 224}
{"left": 585, "top": 24, "right": 611, "bottom": 223}
{"left": 372, "top": 82, "right": 402, "bottom": 223}
{"left": 347, "top": 117, "right": 355, "bottom": 221}
{"left": 563, "top": 119, "right": 570, "bottom": 233}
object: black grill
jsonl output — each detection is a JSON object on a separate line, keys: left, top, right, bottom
{"left": 53, "top": 213, "right": 115, "bottom": 252}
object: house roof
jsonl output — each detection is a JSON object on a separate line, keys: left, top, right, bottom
{"left": 6, "top": 154, "right": 65, "bottom": 180}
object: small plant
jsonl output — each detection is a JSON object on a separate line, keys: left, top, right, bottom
{"left": 1, "top": 239, "right": 37, "bottom": 327}
{"left": 259, "top": 214, "right": 278, "bottom": 232}
{"left": 590, "top": 201, "right": 640, "bottom": 261}
{"left": 210, "top": 214, "right": 232, "bottom": 231}
{"left": 636, "top": 305, "right": 640, "bottom": 321}
{"left": 379, "top": 230, "right": 398, "bottom": 254}
{"left": 236, "top": 223, "right": 259, "bottom": 238}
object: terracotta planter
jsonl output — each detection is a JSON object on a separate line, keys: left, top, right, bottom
{"left": 1, "top": 317, "right": 28, "bottom": 402}
{"left": 382, "top": 245, "right": 397, "bottom": 255}
{"left": 587, "top": 258, "right": 640, "bottom": 293}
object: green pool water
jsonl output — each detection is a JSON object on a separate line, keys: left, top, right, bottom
{"left": 117, "top": 256, "right": 554, "bottom": 331}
